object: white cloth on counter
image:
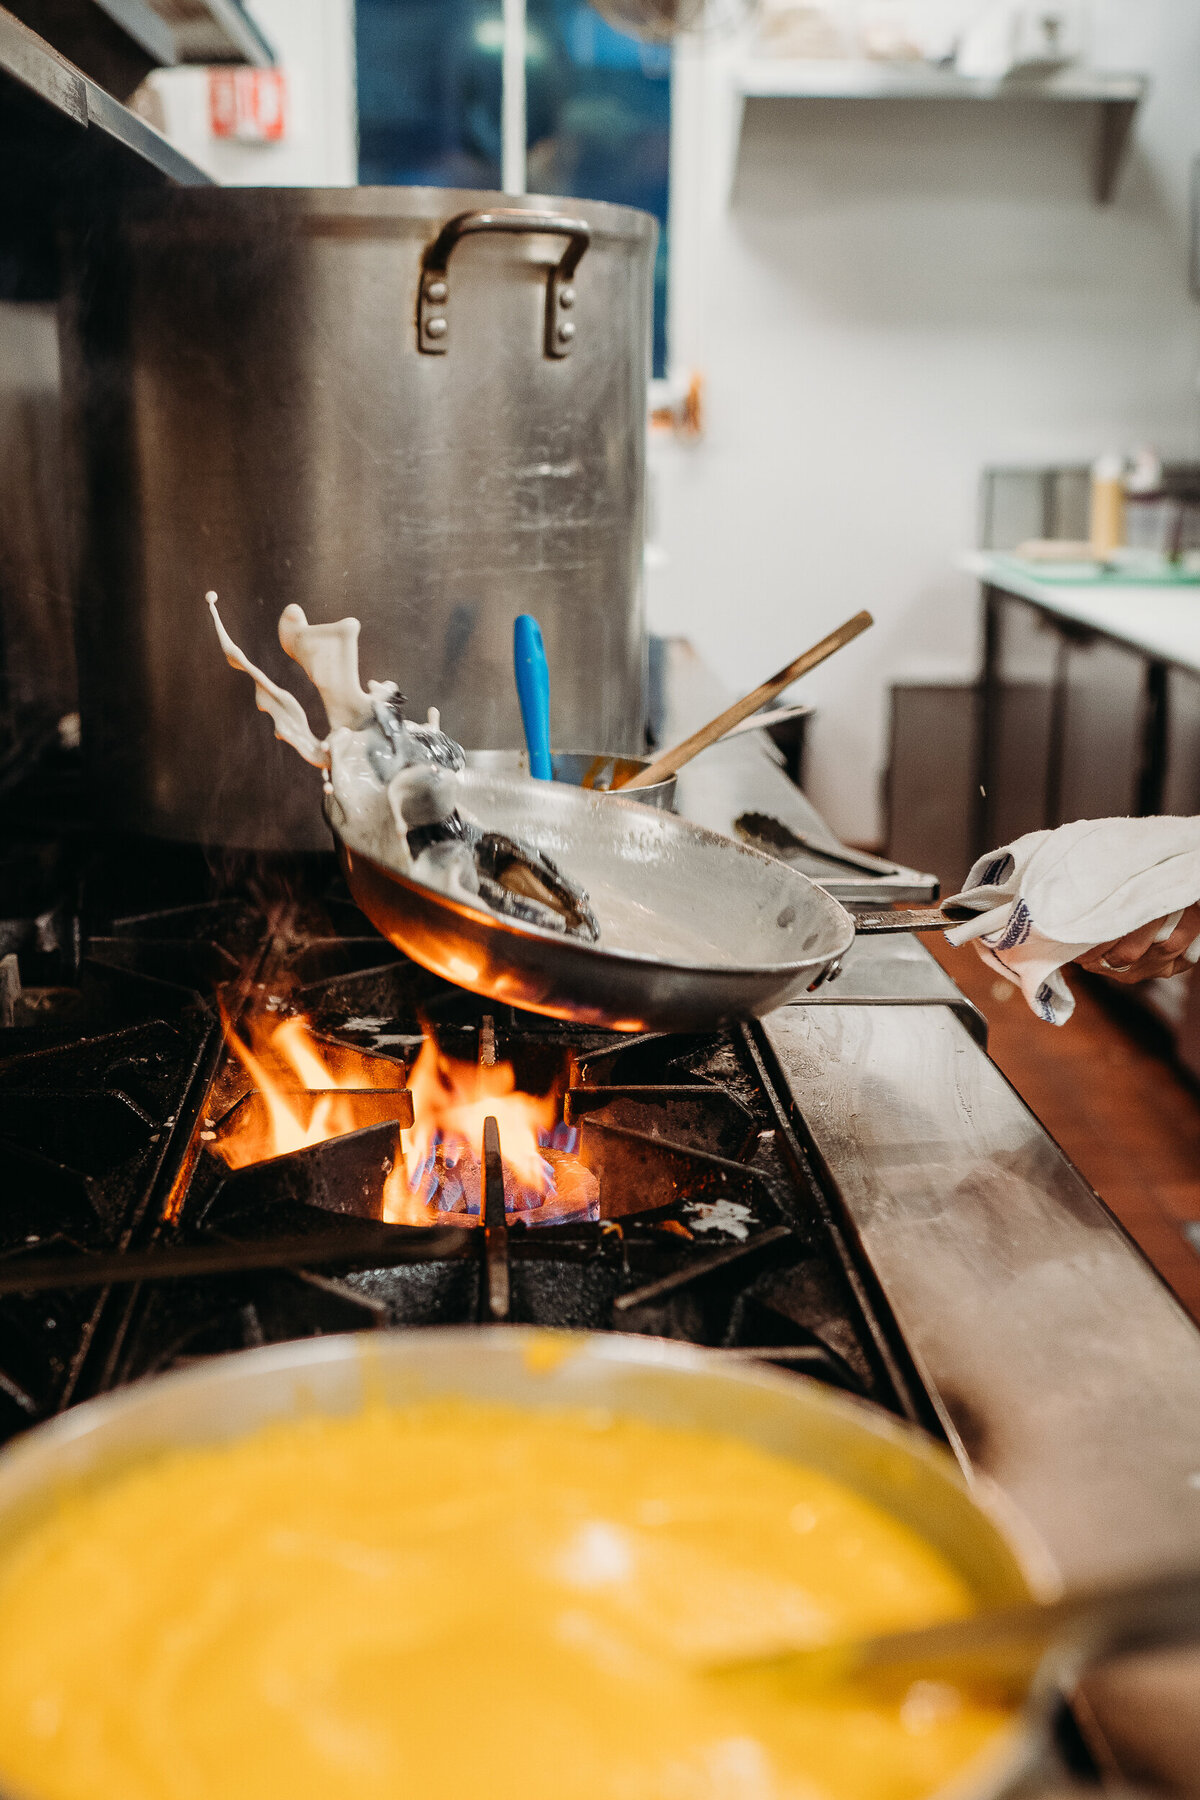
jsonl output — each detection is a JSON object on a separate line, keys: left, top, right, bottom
{"left": 943, "top": 816, "right": 1200, "bottom": 1025}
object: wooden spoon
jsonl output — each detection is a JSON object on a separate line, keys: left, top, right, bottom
{"left": 615, "top": 610, "right": 874, "bottom": 792}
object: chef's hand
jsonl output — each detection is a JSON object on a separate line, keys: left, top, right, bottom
{"left": 1074, "top": 904, "right": 1200, "bottom": 983}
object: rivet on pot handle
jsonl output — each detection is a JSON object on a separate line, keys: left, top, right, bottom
{"left": 417, "top": 210, "right": 591, "bottom": 359}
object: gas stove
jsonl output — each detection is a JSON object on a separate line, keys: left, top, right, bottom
{"left": 0, "top": 747, "right": 936, "bottom": 1448}
{"left": 7, "top": 709, "right": 1200, "bottom": 1786}
{"left": 7, "top": 695, "right": 1200, "bottom": 1624}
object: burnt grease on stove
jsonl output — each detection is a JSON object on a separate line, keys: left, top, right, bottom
{"left": 0, "top": 799, "right": 929, "bottom": 1444}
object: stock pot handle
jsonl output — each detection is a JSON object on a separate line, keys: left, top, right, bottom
{"left": 417, "top": 210, "right": 591, "bottom": 359}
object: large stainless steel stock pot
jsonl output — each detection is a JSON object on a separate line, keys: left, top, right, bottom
{"left": 0, "top": 1328, "right": 1069, "bottom": 1800}
{"left": 62, "top": 189, "right": 656, "bottom": 849}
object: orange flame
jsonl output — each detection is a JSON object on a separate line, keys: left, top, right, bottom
{"left": 382, "top": 1038, "right": 557, "bottom": 1224}
{"left": 214, "top": 1012, "right": 406, "bottom": 1169}
{"left": 209, "top": 1012, "right": 597, "bottom": 1228}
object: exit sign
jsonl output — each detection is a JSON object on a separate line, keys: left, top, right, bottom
{"left": 208, "top": 68, "right": 288, "bottom": 143}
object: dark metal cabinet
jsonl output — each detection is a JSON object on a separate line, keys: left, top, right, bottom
{"left": 982, "top": 594, "right": 1060, "bottom": 845}
{"left": 885, "top": 683, "right": 980, "bottom": 894}
{"left": 1162, "top": 667, "right": 1200, "bottom": 816}
{"left": 980, "top": 589, "right": 1154, "bottom": 852}
{"left": 1057, "top": 632, "right": 1148, "bottom": 823}
{"left": 1161, "top": 669, "right": 1200, "bottom": 1081}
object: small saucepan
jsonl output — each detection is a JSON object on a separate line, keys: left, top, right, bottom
{"left": 464, "top": 748, "right": 677, "bottom": 810}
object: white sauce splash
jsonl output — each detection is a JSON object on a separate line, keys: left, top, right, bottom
{"left": 206, "top": 594, "right": 587, "bottom": 934}
{"left": 207, "top": 591, "right": 480, "bottom": 899}
{"left": 206, "top": 593, "right": 329, "bottom": 771}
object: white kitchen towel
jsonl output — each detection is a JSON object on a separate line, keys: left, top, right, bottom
{"left": 943, "top": 816, "right": 1200, "bottom": 1024}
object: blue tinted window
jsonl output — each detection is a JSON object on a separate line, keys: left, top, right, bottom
{"left": 357, "top": 1, "right": 670, "bottom": 375}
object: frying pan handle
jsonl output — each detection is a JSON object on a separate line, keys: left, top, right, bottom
{"left": 418, "top": 210, "right": 591, "bottom": 359}
{"left": 850, "top": 905, "right": 977, "bottom": 935}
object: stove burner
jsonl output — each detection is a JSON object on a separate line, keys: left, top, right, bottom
{"left": 0, "top": 795, "right": 931, "bottom": 1445}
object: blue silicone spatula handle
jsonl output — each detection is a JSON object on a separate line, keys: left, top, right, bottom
{"left": 513, "top": 614, "right": 553, "bottom": 781}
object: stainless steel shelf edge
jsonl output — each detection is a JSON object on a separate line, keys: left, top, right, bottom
{"left": 91, "top": 0, "right": 175, "bottom": 65}
{"left": 0, "top": 9, "right": 87, "bottom": 121}
{"left": 734, "top": 60, "right": 1147, "bottom": 203}
{"left": 760, "top": 1002, "right": 1200, "bottom": 1585}
{"left": 83, "top": 77, "right": 211, "bottom": 183}
{"left": 0, "top": 9, "right": 211, "bottom": 191}
{"left": 738, "top": 59, "right": 1148, "bottom": 104}
{"left": 155, "top": 0, "right": 275, "bottom": 66}
{"left": 13, "top": 0, "right": 274, "bottom": 72}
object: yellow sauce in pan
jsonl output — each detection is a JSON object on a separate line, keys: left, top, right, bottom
{"left": 0, "top": 1403, "right": 1013, "bottom": 1800}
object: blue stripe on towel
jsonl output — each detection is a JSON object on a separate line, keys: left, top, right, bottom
{"left": 994, "top": 898, "right": 1033, "bottom": 951}
{"left": 979, "top": 854, "right": 1014, "bottom": 887}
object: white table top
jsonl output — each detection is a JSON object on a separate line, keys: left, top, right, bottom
{"left": 967, "top": 551, "right": 1200, "bottom": 677}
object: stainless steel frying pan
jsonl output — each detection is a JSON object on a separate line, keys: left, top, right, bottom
{"left": 327, "top": 771, "right": 964, "bottom": 1033}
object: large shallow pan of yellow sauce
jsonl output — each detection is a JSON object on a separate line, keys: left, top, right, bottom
{"left": 0, "top": 1330, "right": 1056, "bottom": 1800}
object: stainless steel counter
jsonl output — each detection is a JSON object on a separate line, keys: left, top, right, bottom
{"left": 761, "top": 1002, "right": 1200, "bottom": 1789}
{"left": 761, "top": 1003, "right": 1200, "bottom": 1585}
{"left": 663, "top": 632, "right": 1200, "bottom": 1591}
{"left": 665, "top": 635, "right": 1200, "bottom": 1785}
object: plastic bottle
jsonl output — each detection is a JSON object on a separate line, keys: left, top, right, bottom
{"left": 1089, "top": 452, "right": 1126, "bottom": 560}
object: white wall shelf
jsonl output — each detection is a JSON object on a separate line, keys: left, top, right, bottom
{"left": 733, "top": 60, "right": 1148, "bottom": 203}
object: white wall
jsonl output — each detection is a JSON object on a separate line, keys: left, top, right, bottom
{"left": 651, "top": 2, "right": 1200, "bottom": 845}
{"left": 150, "top": 0, "right": 357, "bottom": 186}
